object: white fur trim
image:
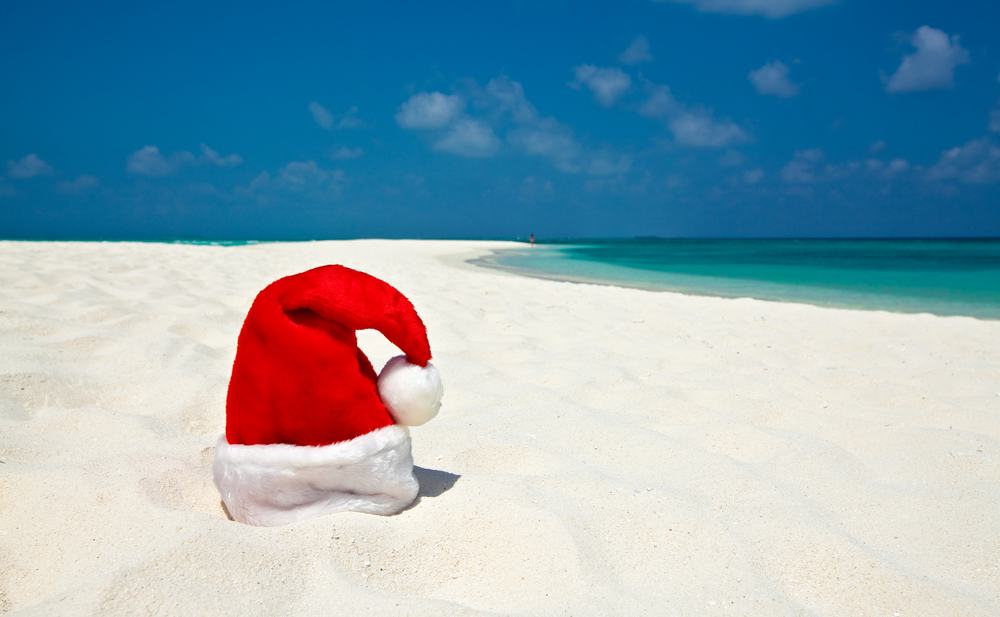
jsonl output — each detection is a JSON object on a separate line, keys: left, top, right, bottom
{"left": 213, "top": 425, "right": 418, "bottom": 526}
{"left": 377, "top": 355, "right": 443, "bottom": 427}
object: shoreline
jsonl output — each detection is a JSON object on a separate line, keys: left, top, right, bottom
{"left": 467, "top": 244, "right": 1000, "bottom": 322}
{"left": 0, "top": 238, "right": 994, "bottom": 323}
{"left": 2, "top": 238, "right": 994, "bottom": 322}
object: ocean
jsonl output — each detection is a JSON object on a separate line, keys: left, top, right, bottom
{"left": 473, "top": 239, "right": 1000, "bottom": 320}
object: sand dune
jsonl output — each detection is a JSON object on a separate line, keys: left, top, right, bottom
{"left": 1, "top": 240, "right": 998, "bottom": 616}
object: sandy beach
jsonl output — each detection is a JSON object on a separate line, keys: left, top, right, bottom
{"left": 2, "top": 239, "right": 998, "bottom": 616}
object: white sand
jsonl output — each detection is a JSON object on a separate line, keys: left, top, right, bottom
{"left": 1, "top": 239, "right": 998, "bottom": 616}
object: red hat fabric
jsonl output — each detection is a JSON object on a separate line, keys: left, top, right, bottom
{"left": 213, "top": 265, "right": 443, "bottom": 526}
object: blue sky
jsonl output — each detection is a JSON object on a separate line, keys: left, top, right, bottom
{"left": 1, "top": 0, "right": 999, "bottom": 239}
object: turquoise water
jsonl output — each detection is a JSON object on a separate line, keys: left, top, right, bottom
{"left": 475, "top": 239, "right": 1000, "bottom": 319}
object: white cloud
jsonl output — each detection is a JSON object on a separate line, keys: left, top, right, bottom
{"left": 780, "top": 148, "right": 910, "bottom": 184}
{"left": 865, "top": 157, "right": 910, "bottom": 179}
{"left": 309, "top": 102, "right": 364, "bottom": 130}
{"left": 396, "top": 88, "right": 502, "bottom": 159}
{"left": 869, "top": 140, "right": 887, "bottom": 154}
{"left": 395, "top": 92, "right": 464, "bottom": 129}
{"left": 247, "top": 171, "right": 271, "bottom": 193}
{"left": 886, "top": 158, "right": 909, "bottom": 177}
{"left": 669, "top": 110, "right": 748, "bottom": 148}
{"left": 481, "top": 76, "right": 538, "bottom": 123}
{"left": 509, "top": 119, "right": 582, "bottom": 172}
{"left": 660, "top": 0, "right": 835, "bottom": 18}
{"left": 885, "top": 26, "right": 969, "bottom": 93}
{"left": 396, "top": 77, "right": 577, "bottom": 169}
{"left": 433, "top": 119, "right": 501, "bottom": 157}
{"left": 484, "top": 77, "right": 626, "bottom": 176}
{"left": 336, "top": 106, "right": 364, "bottom": 129}
{"left": 127, "top": 144, "right": 240, "bottom": 175}
{"left": 638, "top": 84, "right": 678, "bottom": 118}
{"left": 586, "top": 152, "right": 632, "bottom": 176}
{"left": 572, "top": 65, "right": 632, "bottom": 107}
{"left": 990, "top": 103, "right": 1000, "bottom": 134}
{"left": 57, "top": 175, "right": 99, "bottom": 194}
{"left": 889, "top": 159, "right": 909, "bottom": 174}
{"left": 278, "top": 161, "right": 343, "bottom": 191}
{"left": 639, "top": 83, "right": 748, "bottom": 148}
{"left": 199, "top": 143, "right": 243, "bottom": 167}
{"left": 246, "top": 161, "right": 347, "bottom": 198}
{"left": 748, "top": 61, "right": 799, "bottom": 97}
{"left": 927, "top": 139, "right": 1000, "bottom": 184}
{"left": 619, "top": 36, "right": 652, "bottom": 65}
{"left": 781, "top": 148, "right": 827, "bottom": 183}
{"left": 7, "top": 153, "right": 53, "bottom": 179}
{"left": 127, "top": 146, "right": 188, "bottom": 176}
{"left": 743, "top": 168, "right": 764, "bottom": 184}
{"left": 396, "top": 75, "right": 630, "bottom": 176}
{"left": 330, "top": 146, "right": 364, "bottom": 160}
{"left": 308, "top": 101, "right": 334, "bottom": 130}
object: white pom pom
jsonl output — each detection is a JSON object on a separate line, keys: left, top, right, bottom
{"left": 377, "top": 355, "right": 443, "bottom": 426}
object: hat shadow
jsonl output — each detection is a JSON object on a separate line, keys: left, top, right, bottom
{"left": 413, "top": 465, "right": 461, "bottom": 499}
{"left": 216, "top": 465, "right": 460, "bottom": 520}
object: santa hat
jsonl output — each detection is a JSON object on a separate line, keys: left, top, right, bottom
{"left": 213, "top": 265, "right": 443, "bottom": 526}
